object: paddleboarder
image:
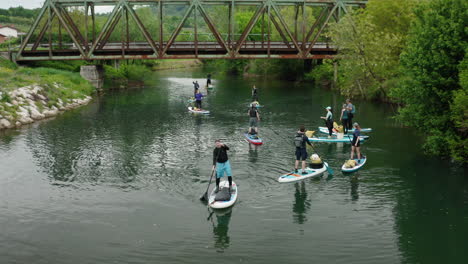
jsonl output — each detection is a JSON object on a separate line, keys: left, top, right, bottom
{"left": 294, "top": 125, "right": 313, "bottom": 174}
{"left": 207, "top": 74, "right": 212, "bottom": 87}
{"left": 193, "top": 80, "right": 200, "bottom": 95}
{"left": 340, "top": 103, "right": 349, "bottom": 134}
{"left": 247, "top": 103, "right": 260, "bottom": 135}
{"left": 194, "top": 90, "right": 204, "bottom": 109}
{"left": 320, "top": 106, "right": 333, "bottom": 138}
{"left": 350, "top": 122, "right": 362, "bottom": 161}
{"left": 252, "top": 85, "right": 258, "bottom": 101}
{"left": 213, "top": 139, "right": 233, "bottom": 192}
{"left": 346, "top": 99, "right": 355, "bottom": 130}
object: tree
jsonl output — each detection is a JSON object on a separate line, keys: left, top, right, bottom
{"left": 329, "top": 0, "right": 417, "bottom": 100}
{"left": 391, "top": 0, "right": 467, "bottom": 162}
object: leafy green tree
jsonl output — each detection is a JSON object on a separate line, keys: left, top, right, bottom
{"left": 391, "top": 0, "right": 467, "bottom": 162}
{"left": 329, "top": 0, "right": 417, "bottom": 99}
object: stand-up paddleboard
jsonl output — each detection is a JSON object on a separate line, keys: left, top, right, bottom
{"left": 278, "top": 162, "right": 328, "bottom": 183}
{"left": 308, "top": 135, "right": 368, "bottom": 143}
{"left": 244, "top": 133, "right": 263, "bottom": 145}
{"left": 188, "top": 106, "right": 210, "bottom": 114}
{"left": 249, "top": 102, "right": 262, "bottom": 108}
{"left": 341, "top": 156, "right": 367, "bottom": 173}
{"left": 207, "top": 84, "right": 214, "bottom": 90}
{"left": 209, "top": 181, "right": 238, "bottom": 209}
{"left": 318, "top": 126, "right": 372, "bottom": 134}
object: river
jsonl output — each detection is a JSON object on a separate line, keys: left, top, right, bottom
{"left": 0, "top": 68, "right": 466, "bottom": 264}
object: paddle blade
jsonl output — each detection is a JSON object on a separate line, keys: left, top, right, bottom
{"left": 325, "top": 163, "right": 334, "bottom": 175}
{"left": 200, "top": 192, "right": 208, "bottom": 201}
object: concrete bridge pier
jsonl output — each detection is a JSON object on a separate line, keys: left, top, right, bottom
{"left": 80, "top": 65, "right": 104, "bottom": 90}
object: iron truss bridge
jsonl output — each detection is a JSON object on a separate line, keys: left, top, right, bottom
{"left": 16, "top": 0, "right": 367, "bottom": 61}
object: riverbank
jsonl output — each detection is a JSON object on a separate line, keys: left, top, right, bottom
{"left": 0, "top": 61, "right": 94, "bottom": 130}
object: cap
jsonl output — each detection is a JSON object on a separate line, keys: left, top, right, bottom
{"left": 326, "top": 106, "right": 332, "bottom": 110}
{"left": 353, "top": 122, "right": 359, "bottom": 127}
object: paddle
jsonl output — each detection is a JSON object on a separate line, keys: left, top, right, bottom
{"left": 200, "top": 146, "right": 222, "bottom": 202}
{"left": 200, "top": 167, "right": 216, "bottom": 202}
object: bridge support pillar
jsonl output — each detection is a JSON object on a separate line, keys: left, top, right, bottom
{"left": 80, "top": 65, "right": 104, "bottom": 90}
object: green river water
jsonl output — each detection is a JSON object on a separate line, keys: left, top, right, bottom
{"left": 0, "top": 68, "right": 467, "bottom": 264}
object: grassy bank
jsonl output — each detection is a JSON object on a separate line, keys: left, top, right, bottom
{"left": 0, "top": 58, "right": 94, "bottom": 111}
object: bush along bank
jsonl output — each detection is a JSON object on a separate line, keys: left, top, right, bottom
{"left": 0, "top": 65, "right": 94, "bottom": 130}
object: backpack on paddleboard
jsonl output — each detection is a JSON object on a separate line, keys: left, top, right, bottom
{"left": 294, "top": 134, "right": 304, "bottom": 148}
{"left": 215, "top": 188, "right": 231, "bottom": 201}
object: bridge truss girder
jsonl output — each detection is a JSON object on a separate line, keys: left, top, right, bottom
{"left": 17, "top": 0, "right": 367, "bottom": 61}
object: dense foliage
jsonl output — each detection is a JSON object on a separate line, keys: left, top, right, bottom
{"left": 391, "top": 0, "right": 467, "bottom": 162}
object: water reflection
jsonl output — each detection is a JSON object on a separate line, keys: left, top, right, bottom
{"left": 248, "top": 144, "right": 258, "bottom": 163}
{"left": 350, "top": 173, "right": 360, "bottom": 201}
{"left": 209, "top": 208, "right": 233, "bottom": 252}
{"left": 292, "top": 182, "right": 311, "bottom": 224}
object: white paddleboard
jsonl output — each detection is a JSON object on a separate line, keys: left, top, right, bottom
{"left": 208, "top": 181, "right": 238, "bottom": 209}
{"left": 188, "top": 106, "right": 210, "bottom": 114}
{"left": 278, "top": 162, "right": 328, "bottom": 183}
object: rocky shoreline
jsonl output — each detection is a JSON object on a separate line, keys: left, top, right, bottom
{"left": 0, "top": 85, "right": 92, "bottom": 130}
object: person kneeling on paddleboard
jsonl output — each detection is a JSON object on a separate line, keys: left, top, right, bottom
{"left": 350, "top": 122, "right": 362, "bottom": 162}
{"left": 247, "top": 104, "right": 260, "bottom": 135}
{"left": 213, "top": 139, "right": 233, "bottom": 193}
{"left": 295, "top": 125, "right": 313, "bottom": 174}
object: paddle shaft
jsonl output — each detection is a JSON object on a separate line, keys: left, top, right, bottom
{"left": 200, "top": 147, "right": 222, "bottom": 201}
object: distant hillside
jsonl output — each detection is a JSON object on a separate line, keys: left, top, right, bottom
{"left": 0, "top": 6, "right": 40, "bottom": 32}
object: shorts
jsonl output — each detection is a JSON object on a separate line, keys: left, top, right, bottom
{"left": 216, "top": 160, "right": 232, "bottom": 178}
{"left": 249, "top": 117, "right": 258, "bottom": 127}
{"left": 352, "top": 138, "right": 360, "bottom": 147}
{"left": 295, "top": 148, "right": 308, "bottom": 161}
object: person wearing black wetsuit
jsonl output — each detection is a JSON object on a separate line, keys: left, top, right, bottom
{"left": 207, "top": 74, "right": 212, "bottom": 86}
{"left": 213, "top": 139, "right": 233, "bottom": 192}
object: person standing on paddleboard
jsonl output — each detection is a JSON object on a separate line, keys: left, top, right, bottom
{"left": 346, "top": 99, "right": 355, "bottom": 130}
{"left": 193, "top": 81, "right": 200, "bottom": 95}
{"left": 294, "top": 125, "right": 313, "bottom": 174}
{"left": 350, "top": 122, "right": 362, "bottom": 161}
{"left": 194, "top": 90, "right": 204, "bottom": 109}
{"left": 207, "top": 74, "right": 212, "bottom": 87}
{"left": 213, "top": 139, "right": 233, "bottom": 193}
{"left": 252, "top": 85, "right": 258, "bottom": 101}
{"left": 320, "top": 106, "right": 334, "bottom": 138}
{"left": 247, "top": 103, "right": 260, "bottom": 135}
{"left": 340, "top": 103, "right": 349, "bottom": 134}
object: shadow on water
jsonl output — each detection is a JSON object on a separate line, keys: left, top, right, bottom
{"left": 350, "top": 173, "right": 360, "bottom": 201}
{"left": 292, "top": 181, "right": 311, "bottom": 225}
{"left": 248, "top": 144, "right": 259, "bottom": 163}
{"left": 208, "top": 207, "right": 233, "bottom": 252}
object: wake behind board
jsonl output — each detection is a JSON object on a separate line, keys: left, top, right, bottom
{"left": 318, "top": 126, "right": 372, "bottom": 134}
{"left": 209, "top": 181, "right": 238, "bottom": 209}
{"left": 341, "top": 156, "right": 367, "bottom": 173}
{"left": 278, "top": 162, "right": 328, "bottom": 183}
{"left": 308, "top": 135, "right": 368, "bottom": 143}
{"left": 188, "top": 107, "right": 210, "bottom": 114}
{"left": 244, "top": 133, "right": 263, "bottom": 145}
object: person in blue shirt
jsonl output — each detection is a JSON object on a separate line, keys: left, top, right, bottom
{"left": 194, "top": 90, "right": 204, "bottom": 109}
{"left": 350, "top": 122, "right": 362, "bottom": 161}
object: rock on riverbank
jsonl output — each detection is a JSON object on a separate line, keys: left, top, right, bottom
{"left": 0, "top": 85, "right": 91, "bottom": 130}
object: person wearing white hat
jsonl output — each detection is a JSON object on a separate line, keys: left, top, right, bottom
{"left": 320, "top": 106, "right": 334, "bottom": 138}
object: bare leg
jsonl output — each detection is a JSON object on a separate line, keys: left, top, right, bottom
{"left": 295, "top": 160, "right": 299, "bottom": 171}
{"left": 255, "top": 127, "right": 258, "bottom": 134}
{"left": 350, "top": 146, "right": 355, "bottom": 159}
{"left": 302, "top": 160, "right": 306, "bottom": 171}
{"left": 357, "top": 147, "right": 361, "bottom": 160}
